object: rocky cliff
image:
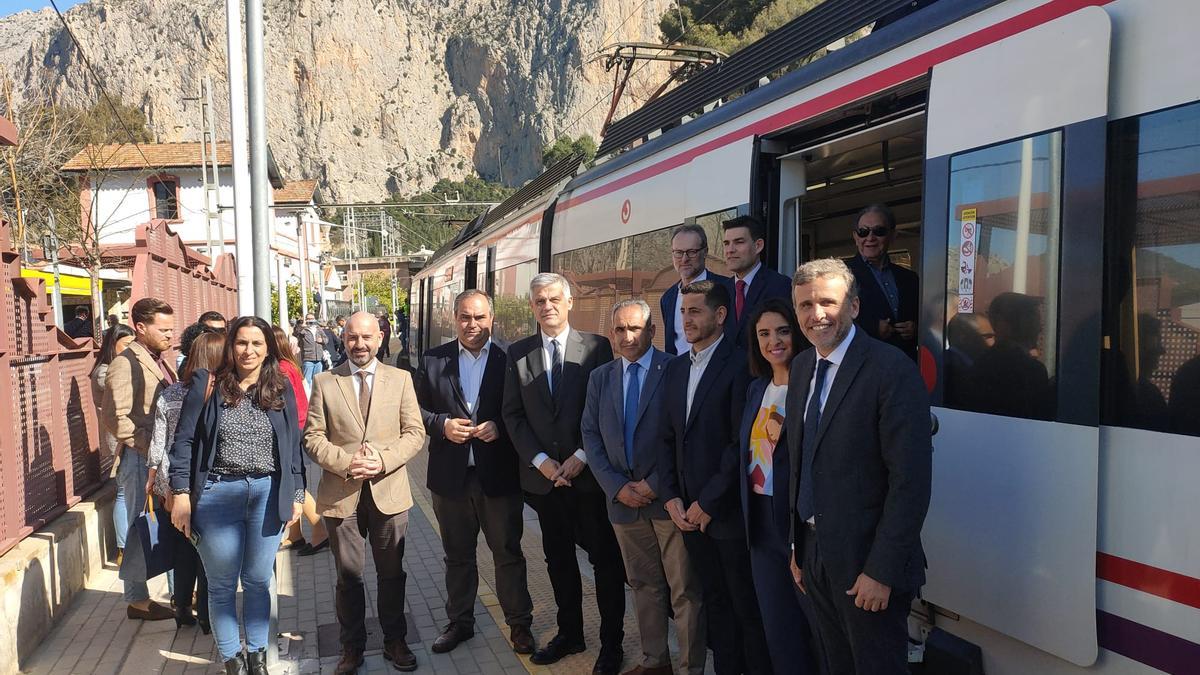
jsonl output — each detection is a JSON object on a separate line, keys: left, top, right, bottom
{"left": 0, "top": 0, "right": 673, "bottom": 201}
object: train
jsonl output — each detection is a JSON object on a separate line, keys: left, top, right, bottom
{"left": 407, "top": 0, "right": 1200, "bottom": 673}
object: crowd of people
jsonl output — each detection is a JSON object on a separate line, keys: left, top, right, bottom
{"left": 86, "top": 203, "right": 932, "bottom": 675}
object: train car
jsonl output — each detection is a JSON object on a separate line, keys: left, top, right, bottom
{"left": 410, "top": 0, "right": 1199, "bottom": 672}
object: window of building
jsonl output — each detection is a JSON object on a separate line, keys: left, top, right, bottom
{"left": 151, "top": 178, "right": 179, "bottom": 220}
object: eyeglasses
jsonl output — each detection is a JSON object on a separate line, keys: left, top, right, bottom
{"left": 671, "top": 248, "right": 705, "bottom": 260}
{"left": 854, "top": 226, "right": 891, "bottom": 238}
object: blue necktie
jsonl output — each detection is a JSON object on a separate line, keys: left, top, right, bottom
{"left": 623, "top": 362, "right": 641, "bottom": 468}
{"left": 797, "top": 359, "right": 832, "bottom": 522}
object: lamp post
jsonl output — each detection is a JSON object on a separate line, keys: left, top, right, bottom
{"left": 42, "top": 231, "right": 64, "bottom": 328}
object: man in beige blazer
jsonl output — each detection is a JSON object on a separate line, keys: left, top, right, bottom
{"left": 101, "top": 297, "right": 177, "bottom": 621}
{"left": 304, "top": 311, "right": 426, "bottom": 674}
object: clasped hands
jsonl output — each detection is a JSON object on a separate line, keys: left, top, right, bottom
{"left": 442, "top": 418, "right": 499, "bottom": 445}
{"left": 616, "top": 480, "right": 656, "bottom": 508}
{"left": 348, "top": 443, "right": 384, "bottom": 480}
{"left": 665, "top": 497, "right": 711, "bottom": 533}
{"left": 536, "top": 454, "right": 585, "bottom": 488}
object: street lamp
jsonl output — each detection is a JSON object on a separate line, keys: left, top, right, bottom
{"left": 41, "top": 231, "right": 64, "bottom": 328}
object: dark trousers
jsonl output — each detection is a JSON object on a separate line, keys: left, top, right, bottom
{"left": 748, "top": 495, "right": 817, "bottom": 675}
{"left": 327, "top": 484, "right": 409, "bottom": 648}
{"left": 165, "top": 516, "right": 209, "bottom": 622}
{"left": 524, "top": 486, "right": 626, "bottom": 646}
{"left": 682, "top": 530, "right": 773, "bottom": 675}
{"left": 801, "top": 526, "right": 912, "bottom": 675}
{"left": 432, "top": 470, "right": 532, "bottom": 630}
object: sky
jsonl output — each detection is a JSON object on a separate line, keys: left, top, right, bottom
{"left": 0, "top": 0, "right": 86, "bottom": 16}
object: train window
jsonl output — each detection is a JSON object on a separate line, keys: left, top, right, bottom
{"left": 555, "top": 238, "right": 633, "bottom": 336}
{"left": 491, "top": 260, "right": 537, "bottom": 342}
{"left": 1103, "top": 102, "right": 1200, "bottom": 437}
{"left": 942, "top": 131, "right": 1063, "bottom": 421}
{"left": 689, "top": 208, "right": 735, "bottom": 278}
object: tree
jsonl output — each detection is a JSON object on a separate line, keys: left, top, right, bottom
{"left": 270, "top": 280, "right": 308, "bottom": 326}
{"left": 659, "top": 0, "right": 828, "bottom": 55}
{"left": 384, "top": 176, "right": 515, "bottom": 252}
{"left": 541, "top": 135, "right": 597, "bottom": 169}
{"left": 352, "top": 271, "right": 407, "bottom": 314}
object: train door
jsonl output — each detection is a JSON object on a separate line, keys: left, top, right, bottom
{"left": 918, "top": 7, "right": 1111, "bottom": 668}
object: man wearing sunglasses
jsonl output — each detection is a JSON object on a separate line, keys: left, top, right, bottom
{"left": 846, "top": 204, "right": 920, "bottom": 360}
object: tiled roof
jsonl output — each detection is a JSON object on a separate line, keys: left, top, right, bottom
{"left": 274, "top": 179, "right": 318, "bottom": 204}
{"left": 61, "top": 142, "right": 233, "bottom": 171}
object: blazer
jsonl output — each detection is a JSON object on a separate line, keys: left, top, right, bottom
{"left": 303, "top": 361, "right": 427, "bottom": 518}
{"left": 846, "top": 255, "right": 920, "bottom": 358}
{"left": 501, "top": 327, "right": 613, "bottom": 495}
{"left": 659, "top": 269, "right": 732, "bottom": 355}
{"left": 581, "top": 349, "right": 672, "bottom": 524}
{"left": 414, "top": 339, "right": 521, "bottom": 498}
{"left": 786, "top": 330, "right": 932, "bottom": 594}
{"left": 728, "top": 265, "right": 793, "bottom": 348}
{"left": 102, "top": 340, "right": 176, "bottom": 455}
{"left": 659, "top": 336, "right": 751, "bottom": 541}
{"left": 168, "top": 370, "right": 305, "bottom": 523}
{"left": 738, "top": 376, "right": 793, "bottom": 542}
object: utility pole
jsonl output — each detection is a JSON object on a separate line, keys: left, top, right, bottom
{"left": 192, "top": 79, "right": 215, "bottom": 254}
{"left": 298, "top": 214, "right": 310, "bottom": 318}
{"left": 205, "top": 75, "right": 225, "bottom": 256}
{"left": 246, "top": 0, "right": 271, "bottom": 320}
{"left": 227, "top": 0, "right": 254, "bottom": 316}
{"left": 42, "top": 225, "right": 64, "bottom": 328}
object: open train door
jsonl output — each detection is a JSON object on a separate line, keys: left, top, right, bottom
{"left": 918, "top": 6, "right": 1111, "bottom": 667}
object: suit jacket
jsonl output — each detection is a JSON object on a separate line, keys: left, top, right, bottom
{"left": 168, "top": 370, "right": 305, "bottom": 522}
{"left": 102, "top": 340, "right": 176, "bottom": 455}
{"left": 659, "top": 337, "right": 750, "bottom": 540}
{"left": 738, "top": 376, "right": 793, "bottom": 542}
{"left": 786, "top": 330, "right": 932, "bottom": 594}
{"left": 729, "top": 265, "right": 793, "bottom": 348}
{"left": 414, "top": 339, "right": 521, "bottom": 498}
{"left": 303, "top": 361, "right": 427, "bottom": 518}
{"left": 501, "top": 327, "right": 613, "bottom": 495}
{"left": 846, "top": 255, "right": 920, "bottom": 358}
{"left": 581, "top": 349, "right": 672, "bottom": 523}
{"left": 660, "top": 270, "right": 732, "bottom": 356}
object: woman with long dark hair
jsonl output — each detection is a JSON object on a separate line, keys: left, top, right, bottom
{"left": 739, "top": 298, "right": 817, "bottom": 674}
{"left": 91, "top": 323, "right": 136, "bottom": 561}
{"left": 168, "top": 316, "right": 305, "bottom": 674}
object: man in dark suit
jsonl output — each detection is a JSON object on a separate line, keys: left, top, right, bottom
{"left": 660, "top": 280, "right": 772, "bottom": 675}
{"left": 845, "top": 204, "right": 920, "bottom": 359}
{"left": 787, "top": 258, "right": 932, "bottom": 674}
{"left": 414, "top": 289, "right": 535, "bottom": 656}
{"left": 501, "top": 272, "right": 627, "bottom": 674}
{"left": 722, "top": 215, "right": 793, "bottom": 348}
{"left": 582, "top": 299, "right": 705, "bottom": 675}
{"left": 660, "top": 224, "right": 731, "bottom": 355}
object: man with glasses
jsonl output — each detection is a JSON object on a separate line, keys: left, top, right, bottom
{"left": 847, "top": 204, "right": 920, "bottom": 359}
{"left": 660, "top": 224, "right": 731, "bottom": 355}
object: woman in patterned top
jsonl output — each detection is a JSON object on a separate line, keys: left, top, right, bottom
{"left": 147, "top": 330, "right": 224, "bottom": 632}
{"left": 738, "top": 297, "right": 817, "bottom": 674}
{"left": 168, "top": 316, "right": 306, "bottom": 675}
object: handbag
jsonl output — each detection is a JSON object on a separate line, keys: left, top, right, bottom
{"left": 119, "top": 494, "right": 176, "bottom": 581}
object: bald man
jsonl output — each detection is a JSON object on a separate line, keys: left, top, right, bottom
{"left": 304, "top": 312, "right": 427, "bottom": 673}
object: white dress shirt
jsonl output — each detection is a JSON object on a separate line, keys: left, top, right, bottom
{"left": 802, "top": 323, "right": 857, "bottom": 421}
{"left": 686, "top": 334, "right": 724, "bottom": 420}
{"left": 673, "top": 269, "right": 709, "bottom": 355}
{"left": 348, "top": 357, "right": 379, "bottom": 395}
{"left": 732, "top": 260, "right": 762, "bottom": 288}
{"left": 458, "top": 338, "right": 491, "bottom": 467}
{"left": 532, "top": 325, "right": 588, "bottom": 470}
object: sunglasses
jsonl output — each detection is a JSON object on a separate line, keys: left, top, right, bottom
{"left": 854, "top": 226, "right": 892, "bottom": 238}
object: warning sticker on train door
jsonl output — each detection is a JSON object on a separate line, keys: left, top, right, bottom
{"left": 957, "top": 208, "right": 978, "bottom": 314}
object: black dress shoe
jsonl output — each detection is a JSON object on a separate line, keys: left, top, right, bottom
{"left": 298, "top": 539, "right": 330, "bottom": 556}
{"left": 245, "top": 649, "right": 268, "bottom": 675}
{"left": 431, "top": 623, "right": 474, "bottom": 653}
{"left": 223, "top": 653, "right": 247, "bottom": 675}
{"left": 593, "top": 643, "right": 624, "bottom": 675}
{"left": 530, "top": 634, "right": 586, "bottom": 665}
{"left": 510, "top": 624, "right": 535, "bottom": 654}
{"left": 174, "top": 605, "right": 196, "bottom": 628}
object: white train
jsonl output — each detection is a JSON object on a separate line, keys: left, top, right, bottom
{"left": 409, "top": 0, "right": 1200, "bottom": 672}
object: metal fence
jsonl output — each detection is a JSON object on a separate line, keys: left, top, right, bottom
{"left": 0, "top": 218, "right": 238, "bottom": 556}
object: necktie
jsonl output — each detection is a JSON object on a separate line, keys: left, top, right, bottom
{"left": 549, "top": 338, "right": 563, "bottom": 396}
{"left": 735, "top": 279, "right": 747, "bottom": 321}
{"left": 797, "top": 359, "right": 832, "bottom": 522}
{"left": 623, "top": 362, "right": 641, "bottom": 468}
{"left": 356, "top": 370, "right": 371, "bottom": 424}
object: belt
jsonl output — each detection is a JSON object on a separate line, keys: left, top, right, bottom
{"left": 208, "top": 472, "right": 272, "bottom": 482}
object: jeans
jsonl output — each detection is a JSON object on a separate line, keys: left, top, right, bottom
{"left": 192, "top": 474, "right": 285, "bottom": 660}
{"left": 117, "top": 446, "right": 149, "bottom": 603}
{"left": 114, "top": 482, "right": 128, "bottom": 550}
{"left": 302, "top": 360, "right": 323, "bottom": 387}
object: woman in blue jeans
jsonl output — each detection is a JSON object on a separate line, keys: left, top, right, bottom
{"left": 169, "top": 316, "right": 305, "bottom": 675}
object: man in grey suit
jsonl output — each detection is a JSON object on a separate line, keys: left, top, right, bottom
{"left": 786, "top": 258, "right": 932, "bottom": 674}
{"left": 582, "top": 299, "right": 705, "bottom": 675}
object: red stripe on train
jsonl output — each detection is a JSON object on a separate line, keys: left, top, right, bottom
{"left": 1097, "top": 552, "right": 1200, "bottom": 610}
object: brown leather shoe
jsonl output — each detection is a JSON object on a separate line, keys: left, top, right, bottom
{"left": 622, "top": 665, "right": 674, "bottom": 675}
{"left": 431, "top": 623, "right": 474, "bottom": 653}
{"left": 510, "top": 624, "right": 535, "bottom": 654}
{"left": 382, "top": 640, "right": 417, "bottom": 672}
{"left": 126, "top": 601, "right": 174, "bottom": 621}
{"left": 334, "top": 647, "right": 364, "bottom": 675}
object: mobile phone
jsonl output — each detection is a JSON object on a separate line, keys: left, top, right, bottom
{"left": 189, "top": 529, "right": 201, "bottom": 547}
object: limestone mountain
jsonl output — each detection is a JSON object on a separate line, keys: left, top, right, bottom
{"left": 0, "top": 0, "right": 674, "bottom": 201}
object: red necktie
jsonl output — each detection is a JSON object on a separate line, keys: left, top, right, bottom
{"left": 735, "top": 279, "right": 747, "bottom": 321}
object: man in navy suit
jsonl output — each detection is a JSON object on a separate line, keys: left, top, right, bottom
{"left": 722, "top": 215, "right": 793, "bottom": 348}
{"left": 787, "top": 258, "right": 932, "bottom": 674}
{"left": 413, "top": 289, "right": 535, "bottom": 656}
{"left": 660, "top": 280, "right": 772, "bottom": 675}
{"left": 845, "top": 204, "right": 920, "bottom": 359}
{"left": 582, "top": 299, "right": 705, "bottom": 675}
{"left": 660, "top": 224, "right": 731, "bottom": 355}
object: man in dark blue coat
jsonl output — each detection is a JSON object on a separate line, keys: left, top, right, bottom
{"left": 660, "top": 223, "right": 731, "bottom": 355}
{"left": 845, "top": 204, "right": 920, "bottom": 360}
{"left": 722, "top": 215, "right": 792, "bottom": 348}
